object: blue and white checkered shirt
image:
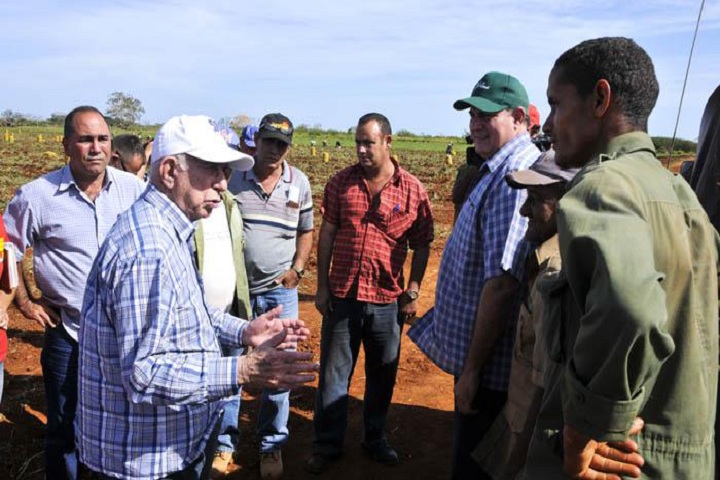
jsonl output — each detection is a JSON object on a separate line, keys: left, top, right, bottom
{"left": 409, "top": 133, "right": 540, "bottom": 391}
{"left": 2, "top": 165, "right": 145, "bottom": 340}
{"left": 78, "top": 185, "right": 248, "bottom": 479}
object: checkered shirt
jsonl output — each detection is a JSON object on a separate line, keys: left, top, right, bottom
{"left": 409, "top": 133, "right": 540, "bottom": 390}
{"left": 78, "top": 186, "right": 247, "bottom": 479}
{"left": 322, "top": 160, "right": 434, "bottom": 303}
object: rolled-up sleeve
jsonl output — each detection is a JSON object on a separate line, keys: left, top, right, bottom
{"left": 558, "top": 170, "right": 675, "bottom": 441}
{"left": 3, "top": 187, "right": 35, "bottom": 258}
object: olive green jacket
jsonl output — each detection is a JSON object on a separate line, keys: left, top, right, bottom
{"left": 526, "top": 132, "right": 720, "bottom": 478}
{"left": 193, "top": 191, "right": 251, "bottom": 320}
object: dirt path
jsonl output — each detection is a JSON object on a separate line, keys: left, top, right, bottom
{"left": 0, "top": 250, "right": 455, "bottom": 480}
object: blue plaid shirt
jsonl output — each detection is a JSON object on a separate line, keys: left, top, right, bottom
{"left": 78, "top": 186, "right": 248, "bottom": 479}
{"left": 409, "top": 133, "right": 539, "bottom": 391}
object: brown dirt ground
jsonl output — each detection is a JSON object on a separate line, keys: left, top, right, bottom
{"left": 0, "top": 223, "right": 456, "bottom": 480}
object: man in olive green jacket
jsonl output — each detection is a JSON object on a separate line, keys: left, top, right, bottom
{"left": 526, "top": 37, "right": 720, "bottom": 479}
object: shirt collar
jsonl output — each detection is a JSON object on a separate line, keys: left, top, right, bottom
{"left": 602, "top": 131, "right": 656, "bottom": 159}
{"left": 144, "top": 184, "right": 196, "bottom": 243}
{"left": 534, "top": 234, "right": 560, "bottom": 265}
{"left": 350, "top": 157, "right": 402, "bottom": 184}
{"left": 57, "top": 164, "right": 113, "bottom": 194}
{"left": 484, "top": 132, "right": 533, "bottom": 173}
{"left": 245, "top": 160, "right": 292, "bottom": 183}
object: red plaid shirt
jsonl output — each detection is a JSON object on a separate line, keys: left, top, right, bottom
{"left": 322, "top": 161, "right": 434, "bottom": 303}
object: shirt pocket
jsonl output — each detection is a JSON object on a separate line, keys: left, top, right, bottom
{"left": 535, "top": 271, "right": 571, "bottom": 369}
{"left": 377, "top": 203, "right": 414, "bottom": 241}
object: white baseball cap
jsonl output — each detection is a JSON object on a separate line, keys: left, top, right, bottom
{"left": 151, "top": 115, "right": 254, "bottom": 171}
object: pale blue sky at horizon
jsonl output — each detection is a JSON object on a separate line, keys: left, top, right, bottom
{"left": 1, "top": 0, "right": 718, "bottom": 141}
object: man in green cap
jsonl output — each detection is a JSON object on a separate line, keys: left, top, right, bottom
{"left": 409, "top": 71, "right": 540, "bottom": 478}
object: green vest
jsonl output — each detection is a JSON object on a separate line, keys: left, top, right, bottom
{"left": 193, "top": 191, "right": 251, "bottom": 320}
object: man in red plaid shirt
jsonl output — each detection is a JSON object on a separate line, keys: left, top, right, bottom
{"left": 307, "top": 113, "right": 434, "bottom": 474}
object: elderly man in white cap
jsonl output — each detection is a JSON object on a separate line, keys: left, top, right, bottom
{"left": 77, "top": 115, "right": 318, "bottom": 480}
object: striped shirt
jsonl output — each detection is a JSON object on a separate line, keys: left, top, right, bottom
{"left": 409, "top": 133, "right": 539, "bottom": 390}
{"left": 322, "top": 160, "right": 434, "bottom": 303}
{"left": 78, "top": 185, "right": 247, "bottom": 479}
{"left": 2, "top": 165, "right": 145, "bottom": 340}
{"left": 228, "top": 161, "right": 313, "bottom": 294}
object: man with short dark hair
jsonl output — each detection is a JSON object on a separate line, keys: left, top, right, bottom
{"left": 77, "top": 114, "right": 317, "bottom": 480}
{"left": 3, "top": 106, "right": 146, "bottom": 479}
{"left": 110, "top": 134, "right": 147, "bottom": 180}
{"left": 409, "top": 71, "right": 540, "bottom": 479}
{"left": 526, "top": 37, "right": 719, "bottom": 479}
{"left": 307, "top": 112, "right": 434, "bottom": 474}
{"left": 227, "top": 113, "right": 313, "bottom": 479}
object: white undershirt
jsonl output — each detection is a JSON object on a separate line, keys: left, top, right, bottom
{"left": 200, "top": 206, "right": 236, "bottom": 313}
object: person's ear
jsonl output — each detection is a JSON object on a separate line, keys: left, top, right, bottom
{"left": 594, "top": 79, "right": 612, "bottom": 118}
{"left": 157, "top": 156, "right": 180, "bottom": 188}
{"left": 512, "top": 107, "right": 527, "bottom": 127}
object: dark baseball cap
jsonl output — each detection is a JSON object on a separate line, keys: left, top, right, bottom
{"left": 505, "top": 150, "right": 579, "bottom": 189}
{"left": 454, "top": 71, "right": 529, "bottom": 113}
{"left": 258, "top": 113, "right": 294, "bottom": 144}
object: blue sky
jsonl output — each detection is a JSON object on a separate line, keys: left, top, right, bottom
{"left": 1, "top": 0, "right": 718, "bottom": 140}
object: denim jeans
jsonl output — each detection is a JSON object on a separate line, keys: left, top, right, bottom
{"left": 251, "top": 286, "right": 298, "bottom": 453}
{"left": 41, "top": 325, "right": 79, "bottom": 480}
{"left": 216, "top": 344, "right": 244, "bottom": 453}
{"left": 312, "top": 297, "right": 402, "bottom": 456}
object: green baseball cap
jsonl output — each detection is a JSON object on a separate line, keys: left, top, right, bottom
{"left": 454, "top": 71, "right": 529, "bottom": 113}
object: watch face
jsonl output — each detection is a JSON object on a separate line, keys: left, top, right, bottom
{"left": 407, "top": 290, "right": 419, "bottom": 301}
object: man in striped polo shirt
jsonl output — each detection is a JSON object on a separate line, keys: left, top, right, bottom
{"left": 228, "top": 113, "right": 313, "bottom": 480}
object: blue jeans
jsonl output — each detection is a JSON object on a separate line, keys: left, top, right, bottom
{"left": 251, "top": 286, "right": 298, "bottom": 453}
{"left": 312, "top": 297, "right": 402, "bottom": 456}
{"left": 41, "top": 325, "right": 79, "bottom": 480}
{"left": 216, "top": 343, "right": 244, "bottom": 453}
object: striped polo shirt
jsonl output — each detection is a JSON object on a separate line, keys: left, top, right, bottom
{"left": 228, "top": 160, "right": 313, "bottom": 294}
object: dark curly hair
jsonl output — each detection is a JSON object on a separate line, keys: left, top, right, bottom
{"left": 553, "top": 37, "right": 659, "bottom": 130}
